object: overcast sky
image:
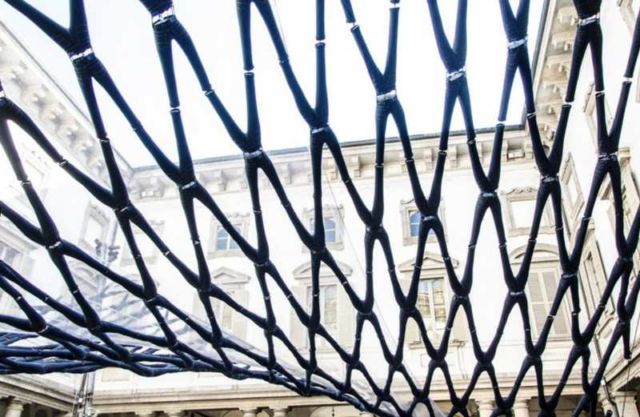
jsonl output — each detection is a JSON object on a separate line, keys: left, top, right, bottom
{"left": 0, "top": 1, "right": 543, "bottom": 167}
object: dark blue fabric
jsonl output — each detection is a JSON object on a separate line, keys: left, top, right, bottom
{"left": 0, "top": 1, "right": 639, "bottom": 416}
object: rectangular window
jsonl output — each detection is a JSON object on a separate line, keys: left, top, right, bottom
{"left": 306, "top": 285, "right": 338, "bottom": 336}
{"left": 308, "top": 216, "right": 338, "bottom": 243}
{"left": 527, "top": 268, "right": 570, "bottom": 338}
{"left": 215, "top": 224, "right": 241, "bottom": 251}
{"left": 417, "top": 278, "right": 446, "bottom": 328}
{"left": 0, "top": 242, "right": 20, "bottom": 267}
{"left": 408, "top": 209, "right": 437, "bottom": 238}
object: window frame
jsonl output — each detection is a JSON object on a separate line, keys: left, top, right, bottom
{"left": 291, "top": 260, "right": 354, "bottom": 351}
{"left": 78, "top": 203, "right": 110, "bottom": 253}
{"left": 120, "top": 219, "right": 165, "bottom": 266}
{"left": 511, "top": 246, "right": 572, "bottom": 341}
{"left": 301, "top": 205, "right": 345, "bottom": 251}
{"left": 208, "top": 213, "right": 249, "bottom": 258}
{"left": 502, "top": 186, "right": 554, "bottom": 237}
{"left": 560, "top": 154, "right": 585, "bottom": 237}
{"left": 400, "top": 199, "right": 445, "bottom": 246}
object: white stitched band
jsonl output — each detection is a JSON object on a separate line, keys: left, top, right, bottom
{"left": 181, "top": 181, "right": 196, "bottom": 190}
{"left": 376, "top": 90, "right": 397, "bottom": 103}
{"left": 152, "top": 6, "right": 175, "bottom": 25}
{"left": 389, "top": 2, "right": 400, "bottom": 9}
{"left": 577, "top": 13, "right": 599, "bottom": 27}
{"left": 447, "top": 66, "right": 466, "bottom": 82}
{"left": 243, "top": 148, "right": 263, "bottom": 159}
{"left": 69, "top": 48, "right": 94, "bottom": 62}
{"left": 316, "top": 39, "right": 326, "bottom": 46}
{"left": 507, "top": 36, "right": 527, "bottom": 50}
{"left": 312, "top": 126, "right": 328, "bottom": 134}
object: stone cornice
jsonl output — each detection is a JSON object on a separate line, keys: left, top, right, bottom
{"left": 532, "top": 0, "right": 576, "bottom": 140}
{"left": 129, "top": 130, "right": 534, "bottom": 201}
{"left": 0, "top": 21, "right": 133, "bottom": 186}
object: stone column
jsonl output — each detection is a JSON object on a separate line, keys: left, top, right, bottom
{"left": 272, "top": 409, "right": 288, "bottom": 417}
{"left": 477, "top": 400, "right": 494, "bottom": 417}
{"left": 613, "top": 392, "right": 639, "bottom": 417}
{"left": 241, "top": 409, "right": 257, "bottom": 417}
{"left": 5, "top": 400, "right": 24, "bottom": 417}
{"left": 512, "top": 400, "right": 530, "bottom": 417}
{"left": 135, "top": 411, "right": 155, "bottom": 417}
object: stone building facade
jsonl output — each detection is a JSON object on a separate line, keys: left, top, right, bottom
{"left": 1, "top": 1, "right": 640, "bottom": 416}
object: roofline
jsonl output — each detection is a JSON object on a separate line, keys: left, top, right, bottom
{"left": 133, "top": 124, "right": 524, "bottom": 173}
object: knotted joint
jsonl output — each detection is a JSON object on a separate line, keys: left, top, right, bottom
{"left": 577, "top": 13, "right": 600, "bottom": 27}
{"left": 180, "top": 181, "right": 197, "bottom": 191}
{"left": 510, "top": 290, "right": 525, "bottom": 297}
{"left": 19, "top": 179, "right": 31, "bottom": 186}
{"left": 507, "top": 36, "right": 528, "bottom": 50}
{"left": 69, "top": 48, "right": 94, "bottom": 62}
{"left": 496, "top": 119, "right": 506, "bottom": 126}
{"left": 542, "top": 174, "right": 558, "bottom": 183}
{"left": 376, "top": 89, "right": 397, "bottom": 103}
{"left": 315, "top": 39, "right": 326, "bottom": 46}
{"left": 561, "top": 272, "right": 577, "bottom": 281}
{"left": 526, "top": 111, "right": 536, "bottom": 119}
{"left": 349, "top": 22, "right": 359, "bottom": 31}
{"left": 598, "top": 152, "right": 618, "bottom": 161}
{"left": 481, "top": 191, "right": 497, "bottom": 199}
{"left": 145, "top": 295, "right": 158, "bottom": 304}
{"left": 447, "top": 66, "right": 466, "bottom": 82}
{"left": 152, "top": 6, "right": 175, "bottom": 26}
{"left": 36, "top": 325, "right": 49, "bottom": 335}
{"left": 243, "top": 148, "right": 264, "bottom": 160}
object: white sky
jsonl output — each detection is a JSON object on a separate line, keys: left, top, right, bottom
{"left": 0, "top": 1, "right": 543, "bottom": 167}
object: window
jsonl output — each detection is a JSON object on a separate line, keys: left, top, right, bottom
{"left": 309, "top": 215, "right": 338, "bottom": 244}
{"left": 121, "top": 220, "right": 164, "bottom": 265}
{"left": 601, "top": 149, "right": 640, "bottom": 271}
{"left": 306, "top": 285, "right": 338, "bottom": 343}
{"left": 399, "top": 252, "right": 466, "bottom": 346}
{"left": 291, "top": 260, "right": 355, "bottom": 349}
{"left": 417, "top": 278, "right": 447, "bottom": 329}
{"left": 193, "top": 267, "right": 250, "bottom": 338}
{"left": 0, "top": 242, "right": 20, "bottom": 267}
{"left": 512, "top": 246, "right": 571, "bottom": 339}
{"left": 502, "top": 187, "right": 554, "bottom": 237}
{"left": 79, "top": 204, "right": 109, "bottom": 252}
{"left": 409, "top": 210, "right": 421, "bottom": 237}
{"left": 401, "top": 199, "right": 444, "bottom": 245}
{"left": 560, "top": 154, "right": 585, "bottom": 237}
{"left": 215, "top": 224, "right": 241, "bottom": 251}
{"left": 301, "top": 206, "right": 344, "bottom": 250}
{"left": 209, "top": 214, "right": 249, "bottom": 257}
{"left": 527, "top": 267, "right": 570, "bottom": 338}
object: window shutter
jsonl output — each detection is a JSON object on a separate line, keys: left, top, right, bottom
{"left": 232, "top": 289, "right": 249, "bottom": 338}
{"left": 337, "top": 285, "right": 355, "bottom": 347}
{"left": 400, "top": 277, "right": 420, "bottom": 344}
{"left": 527, "top": 271, "right": 547, "bottom": 337}
{"left": 542, "top": 271, "right": 569, "bottom": 336}
{"left": 290, "top": 285, "right": 308, "bottom": 347}
{"left": 451, "top": 306, "right": 468, "bottom": 343}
